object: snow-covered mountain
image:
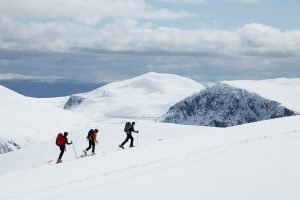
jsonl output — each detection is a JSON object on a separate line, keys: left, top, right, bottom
{"left": 223, "top": 78, "right": 300, "bottom": 112}
{"left": 43, "top": 72, "right": 205, "bottom": 121}
{"left": 0, "top": 85, "right": 89, "bottom": 154}
{"left": 1, "top": 75, "right": 300, "bottom": 200}
{"left": 160, "top": 83, "right": 298, "bottom": 127}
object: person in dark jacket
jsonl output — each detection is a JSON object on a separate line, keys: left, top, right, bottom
{"left": 57, "top": 132, "right": 72, "bottom": 163}
{"left": 119, "top": 122, "right": 139, "bottom": 149}
{"left": 83, "top": 129, "right": 98, "bottom": 155}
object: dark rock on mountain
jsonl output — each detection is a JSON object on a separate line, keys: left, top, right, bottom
{"left": 64, "top": 95, "right": 86, "bottom": 110}
{"left": 161, "top": 83, "right": 298, "bottom": 127}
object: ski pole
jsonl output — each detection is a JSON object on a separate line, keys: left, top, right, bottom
{"left": 72, "top": 142, "right": 78, "bottom": 158}
{"left": 136, "top": 132, "right": 139, "bottom": 146}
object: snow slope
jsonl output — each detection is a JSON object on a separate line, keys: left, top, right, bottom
{"left": 1, "top": 75, "right": 300, "bottom": 200}
{"left": 223, "top": 78, "right": 300, "bottom": 112}
{"left": 0, "top": 85, "right": 90, "bottom": 153}
{"left": 0, "top": 115, "right": 299, "bottom": 200}
{"left": 41, "top": 72, "right": 205, "bottom": 121}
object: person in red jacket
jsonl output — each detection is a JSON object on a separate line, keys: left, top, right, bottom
{"left": 57, "top": 132, "right": 72, "bottom": 163}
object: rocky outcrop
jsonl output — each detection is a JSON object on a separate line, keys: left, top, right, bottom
{"left": 161, "top": 83, "right": 298, "bottom": 127}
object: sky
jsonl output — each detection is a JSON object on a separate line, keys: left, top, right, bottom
{"left": 0, "top": 0, "right": 299, "bottom": 83}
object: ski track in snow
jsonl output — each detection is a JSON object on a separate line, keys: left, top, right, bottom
{"left": 3, "top": 129, "right": 299, "bottom": 200}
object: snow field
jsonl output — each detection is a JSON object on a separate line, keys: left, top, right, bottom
{"left": 1, "top": 116, "right": 300, "bottom": 200}
{"left": 1, "top": 73, "right": 300, "bottom": 200}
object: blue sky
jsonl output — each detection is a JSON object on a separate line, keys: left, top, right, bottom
{"left": 149, "top": 0, "right": 300, "bottom": 30}
{"left": 0, "top": 0, "right": 299, "bottom": 83}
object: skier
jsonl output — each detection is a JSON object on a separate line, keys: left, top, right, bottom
{"left": 119, "top": 122, "right": 139, "bottom": 149}
{"left": 56, "top": 132, "right": 72, "bottom": 164}
{"left": 83, "top": 129, "right": 98, "bottom": 155}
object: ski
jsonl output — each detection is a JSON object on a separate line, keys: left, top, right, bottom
{"left": 78, "top": 153, "right": 96, "bottom": 159}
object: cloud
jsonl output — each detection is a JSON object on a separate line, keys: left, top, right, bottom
{"left": 0, "top": 0, "right": 192, "bottom": 25}
{"left": 1, "top": 17, "right": 299, "bottom": 59}
{"left": 151, "top": 0, "right": 207, "bottom": 4}
{"left": 224, "top": 0, "right": 259, "bottom": 4}
{"left": 236, "top": 0, "right": 259, "bottom": 3}
{"left": 0, "top": 73, "right": 63, "bottom": 81}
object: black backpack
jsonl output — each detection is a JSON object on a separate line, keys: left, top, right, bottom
{"left": 87, "top": 129, "right": 94, "bottom": 140}
{"left": 124, "top": 122, "right": 131, "bottom": 133}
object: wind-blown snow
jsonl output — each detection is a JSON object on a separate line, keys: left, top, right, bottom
{"left": 160, "top": 83, "right": 297, "bottom": 127}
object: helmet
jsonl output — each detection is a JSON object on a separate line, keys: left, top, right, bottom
{"left": 132, "top": 122, "right": 135, "bottom": 125}
{"left": 95, "top": 129, "right": 99, "bottom": 133}
{"left": 64, "top": 132, "right": 68, "bottom": 136}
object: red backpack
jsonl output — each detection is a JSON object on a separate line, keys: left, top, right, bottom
{"left": 56, "top": 133, "right": 64, "bottom": 146}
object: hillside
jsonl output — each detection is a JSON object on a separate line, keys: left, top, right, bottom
{"left": 46, "top": 72, "right": 205, "bottom": 121}
{"left": 160, "top": 83, "right": 297, "bottom": 127}
{"left": 223, "top": 78, "right": 300, "bottom": 112}
{"left": 0, "top": 115, "right": 300, "bottom": 200}
{"left": 0, "top": 85, "right": 89, "bottom": 153}
{"left": 1, "top": 75, "right": 300, "bottom": 200}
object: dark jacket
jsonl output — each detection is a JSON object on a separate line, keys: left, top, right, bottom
{"left": 63, "top": 136, "right": 72, "bottom": 145}
{"left": 129, "top": 125, "right": 138, "bottom": 134}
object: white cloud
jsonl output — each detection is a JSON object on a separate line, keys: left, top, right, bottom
{"left": 153, "top": 0, "right": 258, "bottom": 4}
{"left": 0, "top": 73, "right": 63, "bottom": 81}
{"left": 224, "top": 0, "right": 259, "bottom": 3}
{"left": 0, "top": 17, "right": 299, "bottom": 59}
{"left": 151, "top": 0, "right": 207, "bottom": 4}
{"left": 0, "top": 0, "right": 192, "bottom": 25}
{"left": 237, "top": 0, "right": 259, "bottom": 3}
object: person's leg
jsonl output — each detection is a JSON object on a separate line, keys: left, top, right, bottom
{"left": 91, "top": 141, "right": 95, "bottom": 153}
{"left": 121, "top": 135, "right": 130, "bottom": 146}
{"left": 129, "top": 134, "right": 134, "bottom": 147}
{"left": 86, "top": 140, "right": 92, "bottom": 151}
{"left": 58, "top": 145, "right": 65, "bottom": 160}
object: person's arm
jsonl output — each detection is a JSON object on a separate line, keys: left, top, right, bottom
{"left": 132, "top": 126, "right": 139, "bottom": 133}
{"left": 95, "top": 133, "right": 98, "bottom": 144}
{"left": 65, "top": 137, "right": 72, "bottom": 145}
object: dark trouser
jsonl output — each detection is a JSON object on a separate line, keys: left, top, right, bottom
{"left": 121, "top": 133, "right": 134, "bottom": 147}
{"left": 58, "top": 145, "right": 66, "bottom": 160}
{"left": 86, "top": 140, "right": 95, "bottom": 153}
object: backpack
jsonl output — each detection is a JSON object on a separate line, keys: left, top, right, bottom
{"left": 124, "top": 122, "right": 131, "bottom": 133}
{"left": 87, "top": 129, "right": 94, "bottom": 140}
{"left": 91, "top": 132, "right": 97, "bottom": 141}
{"left": 56, "top": 133, "right": 64, "bottom": 146}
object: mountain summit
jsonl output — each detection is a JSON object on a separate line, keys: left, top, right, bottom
{"left": 160, "top": 83, "right": 298, "bottom": 127}
{"left": 62, "top": 72, "right": 205, "bottom": 120}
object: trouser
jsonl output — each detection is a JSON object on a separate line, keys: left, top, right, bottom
{"left": 121, "top": 133, "right": 134, "bottom": 147}
{"left": 86, "top": 140, "right": 95, "bottom": 153}
{"left": 58, "top": 145, "right": 66, "bottom": 160}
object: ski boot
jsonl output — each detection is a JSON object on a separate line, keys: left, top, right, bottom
{"left": 56, "top": 159, "right": 63, "bottom": 164}
{"left": 83, "top": 150, "right": 87, "bottom": 156}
